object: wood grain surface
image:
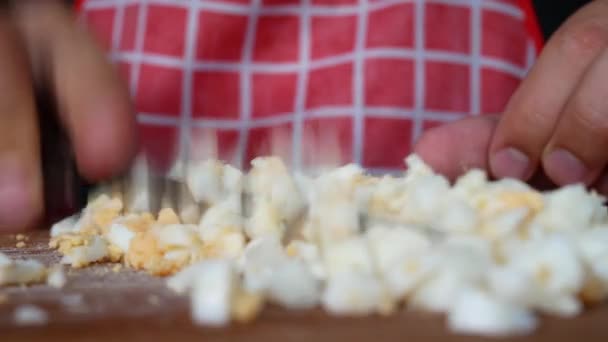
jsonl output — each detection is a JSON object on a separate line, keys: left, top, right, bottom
{"left": 1, "top": 231, "right": 608, "bottom": 342}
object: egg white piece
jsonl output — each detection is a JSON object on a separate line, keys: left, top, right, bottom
{"left": 267, "top": 258, "right": 321, "bottom": 309}
{"left": 448, "top": 287, "right": 537, "bottom": 337}
{"left": 154, "top": 224, "right": 200, "bottom": 250}
{"left": 50, "top": 214, "right": 80, "bottom": 237}
{"left": 190, "top": 259, "right": 236, "bottom": 326}
{"left": 106, "top": 223, "right": 136, "bottom": 253}
{"left": 13, "top": 305, "right": 49, "bottom": 326}
{"left": 322, "top": 271, "right": 386, "bottom": 316}
{"left": 0, "top": 255, "right": 47, "bottom": 286}
{"left": 241, "top": 237, "right": 287, "bottom": 293}
{"left": 60, "top": 236, "right": 109, "bottom": 267}
{"left": 198, "top": 200, "right": 244, "bottom": 242}
{"left": 47, "top": 265, "right": 67, "bottom": 288}
{"left": 286, "top": 241, "right": 326, "bottom": 280}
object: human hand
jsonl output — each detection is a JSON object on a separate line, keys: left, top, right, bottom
{"left": 0, "top": 1, "right": 137, "bottom": 232}
{"left": 415, "top": 0, "right": 608, "bottom": 193}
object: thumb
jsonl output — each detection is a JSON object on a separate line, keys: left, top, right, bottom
{"left": 412, "top": 115, "right": 499, "bottom": 181}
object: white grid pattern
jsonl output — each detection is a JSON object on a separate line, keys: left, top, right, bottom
{"left": 82, "top": 0, "right": 538, "bottom": 169}
{"left": 85, "top": 0, "right": 523, "bottom": 19}
{"left": 128, "top": 1, "right": 148, "bottom": 97}
{"left": 234, "top": 0, "right": 260, "bottom": 169}
{"left": 526, "top": 40, "right": 536, "bottom": 72}
{"left": 291, "top": 0, "right": 311, "bottom": 170}
{"left": 178, "top": 0, "right": 200, "bottom": 164}
{"left": 110, "top": 1, "right": 125, "bottom": 52}
{"left": 411, "top": 0, "right": 425, "bottom": 145}
{"left": 470, "top": 0, "right": 481, "bottom": 116}
{"left": 137, "top": 106, "right": 466, "bottom": 128}
{"left": 111, "top": 48, "right": 528, "bottom": 78}
{"left": 352, "top": 0, "right": 368, "bottom": 164}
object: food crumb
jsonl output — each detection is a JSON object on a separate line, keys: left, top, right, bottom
{"left": 15, "top": 241, "right": 26, "bottom": 248}
{"left": 13, "top": 305, "right": 48, "bottom": 326}
{"left": 112, "top": 264, "right": 122, "bottom": 273}
{"left": 61, "top": 294, "right": 84, "bottom": 307}
{"left": 16, "top": 234, "right": 26, "bottom": 241}
{"left": 47, "top": 265, "right": 67, "bottom": 288}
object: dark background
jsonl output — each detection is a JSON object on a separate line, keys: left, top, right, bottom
{"left": 60, "top": 0, "right": 595, "bottom": 40}
{"left": 533, "top": 0, "right": 592, "bottom": 38}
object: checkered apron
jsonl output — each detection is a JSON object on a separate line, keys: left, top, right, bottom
{"left": 76, "top": 0, "right": 543, "bottom": 173}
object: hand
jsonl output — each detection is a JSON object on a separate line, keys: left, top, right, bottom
{"left": 414, "top": 0, "right": 608, "bottom": 193}
{"left": 0, "top": 1, "right": 137, "bottom": 232}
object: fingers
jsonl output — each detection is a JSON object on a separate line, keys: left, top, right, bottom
{"left": 14, "top": 2, "right": 138, "bottom": 182}
{"left": 542, "top": 46, "right": 608, "bottom": 185}
{"left": 489, "top": 0, "right": 608, "bottom": 181}
{"left": 0, "top": 17, "right": 43, "bottom": 232}
{"left": 413, "top": 116, "right": 498, "bottom": 181}
{"left": 413, "top": 115, "right": 572, "bottom": 192}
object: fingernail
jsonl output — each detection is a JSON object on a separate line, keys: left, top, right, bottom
{"left": 490, "top": 147, "right": 530, "bottom": 179}
{"left": 543, "top": 149, "right": 588, "bottom": 185}
{"left": 0, "top": 162, "right": 32, "bottom": 229}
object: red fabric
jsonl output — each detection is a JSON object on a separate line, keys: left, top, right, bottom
{"left": 78, "top": 0, "right": 540, "bottom": 172}
{"left": 74, "top": 0, "right": 85, "bottom": 11}
{"left": 518, "top": 0, "right": 545, "bottom": 51}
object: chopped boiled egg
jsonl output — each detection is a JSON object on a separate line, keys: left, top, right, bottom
{"left": 241, "top": 236, "right": 286, "bottom": 293}
{"left": 245, "top": 197, "right": 286, "bottom": 239}
{"left": 186, "top": 159, "right": 243, "bottom": 205}
{"left": 60, "top": 236, "right": 109, "bottom": 268}
{"left": 201, "top": 232, "right": 245, "bottom": 260}
{"left": 578, "top": 226, "right": 608, "bottom": 285}
{"left": 246, "top": 156, "right": 305, "bottom": 224}
{"left": 506, "top": 235, "right": 584, "bottom": 296}
{"left": 198, "top": 198, "right": 244, "bottom": 241}
{"left": 0, "top": 253, "right": 47, "bottom": 286}
{"left": 190, "top": 259, "right": 236, "bottom": 326}
{"left": 44, "top": 152, "right": 608, "bottom": 337}
{"left": 322, "top": 271, "right": 388, "bottom": 316}
{"left": 447, "top": 287, "right": 537, "bottom": 337}
{"left": 50, "top": 214, "right": 80, "bottom": 237}
{"left": 267, "top": 258, "right": 320, "bottom": 309}
{"left": 157, "top": 208, "right": 181, "bottom": 225}
{"left": 531, "top": 185, "right": 605, "bottom": 233}
{"left": 285, "top": 240, "right": 325, "bottom": 280}
{"left": 323, "top": 236, "right": 374, "bottom": 277}
{"left": 366, "top": 226, "right": 436, "bottom": 299}
{"left": 167, "top": 262, "right": 208, "bottom": 294}
{"left": 409, "top": 242, "right": 491, "bottom": 312}
{"left": 46, "top": 264, "right": 67, "bottom": 288}
{"left": 154, "top": 224, "right": 200, "bottom": 250}
{"left": 106, "top": 223, "right": 136, "bottom": 254}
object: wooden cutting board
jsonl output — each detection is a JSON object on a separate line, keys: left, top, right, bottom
{"left": 1, "top": 231, "right": 608, "bottom": 342}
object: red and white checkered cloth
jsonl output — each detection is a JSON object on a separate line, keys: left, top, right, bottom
{"left": 77, "top": 0, "right": 543, "bottom": 173}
